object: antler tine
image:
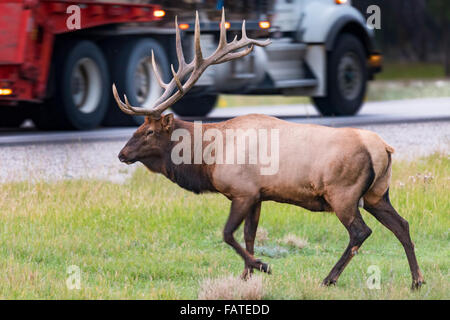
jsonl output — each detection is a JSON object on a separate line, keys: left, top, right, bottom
{"left": 151, "top": 50, "right": 167, "bottom": 89}
{"left": 241, "top": 20, "right": 248, "bottom": 41}
{"left": 236, "top": 19, "right": 271, "bottom": 48}
{"left": 215, "top": 44, "right": 254, "bottom": 64}
{"left": 123, "top": 94, "right": 135, "bottom": 112}
{"left": 112, "top": 84, "right": 158, "bottom": 117}
{"left": 210, "top": 16, "right": 270, "bottom": 65}
{"left": 171, "top": 64, "right": 184, "bottom": 93}
{"left": 123, "top": 94, "right": 156, "bottom": 116}
{"left": 112, "top": 84, "right": 133, "bottom": 115}
{"left": 218, "top": 7, "right": 227, "bottom": 49}
{"left": 175, "top": 16, "right": 187, "bottom": 71}
{"left": 193, "top": 10, "right": 204, "bottom": 70}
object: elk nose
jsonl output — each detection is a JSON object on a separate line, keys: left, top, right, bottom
{"left": 118, "top": 150, "right": 128, "bottom": 163}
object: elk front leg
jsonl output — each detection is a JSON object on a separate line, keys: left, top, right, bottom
{"left": 241, "top": 201, "right": 262, "bottom": 280}
{"left": 224, "top": 198, "right": 270, "bottom": 275}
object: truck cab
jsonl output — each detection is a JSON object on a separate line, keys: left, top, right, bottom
{"left": 171, "top": 0, "right": 381, "bottom": 117}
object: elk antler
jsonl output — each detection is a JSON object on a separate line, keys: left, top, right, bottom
{"left": 112, "top": 8, "right": 271, "bottom": 119}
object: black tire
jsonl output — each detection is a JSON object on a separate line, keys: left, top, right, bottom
{"left": 103, "top": 38, "right": 169, "bottom": 126}
{"left": 0, "top": 106, "right": 27, "bottom": 127}
{"left": 33, "top": 40, "right": 110, "bottom": 130}
{"left": 171, "top": 94, "right": 218, "bottom": 117}
{"left": 312, "top": 33, "right": 367, "bottom": 116}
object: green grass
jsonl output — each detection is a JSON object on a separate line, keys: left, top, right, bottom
{"left": 377, "top": 63, "right": 446, "bottom": 81}
{"left": 0, "top": 154, "right": 448, "bottom": 299}
{"left": 366, "top": 80, "right": 450, "bottom": 102}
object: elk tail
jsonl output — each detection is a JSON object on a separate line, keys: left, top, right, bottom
{"left": 385, "top": 144, "right": 395, "bottom": 154}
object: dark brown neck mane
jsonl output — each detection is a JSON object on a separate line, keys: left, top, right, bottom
{"left": 142, "top": 119, "right": 217, "bottom": 194}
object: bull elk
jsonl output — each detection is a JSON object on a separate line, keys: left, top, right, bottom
{"left": 113, "top": 10, "right": 425, "bottom": 289}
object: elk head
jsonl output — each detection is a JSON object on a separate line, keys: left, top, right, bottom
{"left": 113, "top": 9, "right": 271, "bottom": 167}
{"left": 118, "top": 114, "right": 174, "bottom": 165}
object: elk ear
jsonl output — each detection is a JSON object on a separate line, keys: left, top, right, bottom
{"left": 162, "top": 113, "right": 174, "bottom": 132}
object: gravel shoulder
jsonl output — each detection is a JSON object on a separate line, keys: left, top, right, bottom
{"left": 355, "top": 121, "right": 450, "bottom": 160}
{"left": 0, "top": 121, "right": 448, "bottom": 184}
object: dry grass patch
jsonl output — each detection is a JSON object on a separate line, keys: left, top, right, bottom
{"left": 198, "top": 275, "right": 265, "bottom": 300}
{"left": 256, "top": 227, "right": 269, "bottom": 244}
{"left": 280, "top": 234, "right": 308, "bottom": 249}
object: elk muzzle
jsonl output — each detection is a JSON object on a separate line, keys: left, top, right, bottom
{"left": 118, "top": 147, "right": 136, "bottom": 165}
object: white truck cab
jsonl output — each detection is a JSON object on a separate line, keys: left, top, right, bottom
{"left": 170, "top": 0, "right": 382, "bottom": 117}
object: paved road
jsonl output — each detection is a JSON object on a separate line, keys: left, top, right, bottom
{"left": 0, "top": 97, "right": 449, "bottom": 146}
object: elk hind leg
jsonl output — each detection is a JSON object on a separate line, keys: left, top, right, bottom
{"left": 364, "top": 189, "right": 425, "bottom": 289}
{"left": 322, "top": 208, "right": 372, "bottom": 286}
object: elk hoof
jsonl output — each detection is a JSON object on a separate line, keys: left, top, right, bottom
{"left": 240, "top": 267, "right": 253, "bottom": 281}
{"left": 254, "top": 259, "right": 271, "bottom": 274}
{"left": 321, "top": 278, "right": 337, "bottom": 287}
{"left": 411, "top": 279, "right": 425, "bottom": 290}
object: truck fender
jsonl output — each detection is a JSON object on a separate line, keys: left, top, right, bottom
{"left": 300, "top": 2, "right": 376, "bottom": 54}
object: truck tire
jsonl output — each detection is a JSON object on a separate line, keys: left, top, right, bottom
{"left": 312, "top": 33, "right": 367, "bottom": 116}
{"left": 33, "top": 40, "right": 110, "bottom": 130}
{"left": 170, "top": 94, "right": 218, "bottom": 117}
{"left": 103, "top": 38, "right": 169, "bottom": 126}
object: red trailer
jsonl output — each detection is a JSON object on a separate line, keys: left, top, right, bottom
{"left": 0, "top": 0, "right": 164, "bottom": 129}
{"left": 1, "top": 0, "right": 275, "bottom": 130}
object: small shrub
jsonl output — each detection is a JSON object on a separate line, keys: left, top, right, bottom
{"left": 256, "top": 227, "right": 269, "bottom": 244}
{"left": 255, "top": 245, "right": 289, "bottom": 258}
{"left": 198, "top": 275, "right": 265, "bottom": 300}
{"left": 281, "top": 234, "right": 308, "bottom": 249}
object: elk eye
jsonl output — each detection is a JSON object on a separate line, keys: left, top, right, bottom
{"left": 146, "top": 130, "right": 155, "bottom": 136}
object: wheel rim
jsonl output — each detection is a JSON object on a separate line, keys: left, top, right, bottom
{"left": 337, "top": 52, "right": 363, "bottom": 101}
{"left": 71, "top": 58, "right": 102, "bottom": 114}
{"left": 134, "top": 57, "right": 162, "bottom": 108}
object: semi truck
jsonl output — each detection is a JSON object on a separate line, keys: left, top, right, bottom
{"left": 0, "top": 0, "right": 382, "bottom": 130}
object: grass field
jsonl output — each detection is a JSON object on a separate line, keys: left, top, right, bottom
{"left": 377, "top": 63, "right": 446, "bottom": 81}
{"left": 0, "top": 153, "right": 448, "bottom": 299}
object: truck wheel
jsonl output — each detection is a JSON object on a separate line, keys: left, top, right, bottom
{"left": 33, "top": 40, "right": 110, "bottom": 130}
{"left": 312, "top": 34, "right": 367, "bottom": 116}
{"left": 170, "top": 95, "right": 218, "bottom": 117}
{"left": 103, "top": 39, "right": 169, "bottom": 126}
